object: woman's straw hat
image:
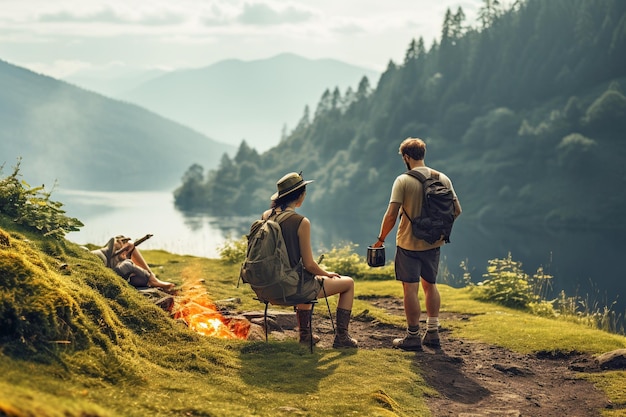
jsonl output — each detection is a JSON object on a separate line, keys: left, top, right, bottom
{"left": 271, "top": 172, "right": 314, "bottom": 201}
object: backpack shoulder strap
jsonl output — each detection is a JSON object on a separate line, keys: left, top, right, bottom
{"left": 405, "top": 169, "right": 440, "bottom": 182}
{"left": 270, "top": 210, "right": 297, "bottom": 225}
{"left": 402, "top": 169, "right": 434, "bottom": 222}
{"left": 404, "top": 169, "right": 427, "bottom": 183}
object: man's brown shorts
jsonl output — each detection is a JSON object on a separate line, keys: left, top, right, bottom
{"left": 394, "top": 246, "right": 440, "bottom": 284}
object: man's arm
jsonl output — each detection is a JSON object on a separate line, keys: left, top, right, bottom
{"left": 454, "top": 198, "right": 462, "bottom": 219}
{"left": 373, "top": 202, "right": 401, "bottom": 248}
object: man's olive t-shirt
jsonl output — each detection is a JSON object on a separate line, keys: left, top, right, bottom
{"left": 389, "top": 166, "right": 458, "bottom": 252}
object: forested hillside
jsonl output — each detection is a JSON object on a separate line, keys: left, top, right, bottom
{"left": 176, "top": 0, "right": 626, "bottom": 232}
{"left": 0, "top": 60, "right": 234, "bottom": 191}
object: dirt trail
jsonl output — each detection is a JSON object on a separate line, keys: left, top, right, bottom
{"left": 306, "top": 297, "right": 615, "bottom": 417}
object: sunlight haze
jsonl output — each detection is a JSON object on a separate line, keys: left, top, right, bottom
{"left": 1, "top": 0, "right": 482, "bottom": 78}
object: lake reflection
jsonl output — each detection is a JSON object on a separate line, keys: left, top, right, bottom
{"left": 59, "top": 189, "right": 252, "bottom": 258}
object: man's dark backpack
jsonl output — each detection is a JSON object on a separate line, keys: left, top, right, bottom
{"left": 402, "top": 169, "right": 456, "bottom": 244}
{"left": 238, "top": 211, "right": 303, "bottom": 304}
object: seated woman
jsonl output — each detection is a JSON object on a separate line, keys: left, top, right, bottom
{"left": 92, "top": 235, "right": 175, "bottom": 292}
{"left": 262, "top": 172, "right": 358, "bottom": 349}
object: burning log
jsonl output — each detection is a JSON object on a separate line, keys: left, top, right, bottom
{"left": 173, "top": 277, "right": 250, "bottom": 340}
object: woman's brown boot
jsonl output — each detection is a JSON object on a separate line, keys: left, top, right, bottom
{"left": 296, "top": 309, "right": 320, "bottom": 345}
{"left": 332, "top": 308, "right": 358, "bottom": 348}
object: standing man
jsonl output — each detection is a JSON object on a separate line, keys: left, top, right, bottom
{"left": 372, "top": 138, "right": 461, "bottom": 351}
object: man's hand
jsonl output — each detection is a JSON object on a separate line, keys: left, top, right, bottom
{"left": 118, "top": 242, "right": 135, "bottom": 258}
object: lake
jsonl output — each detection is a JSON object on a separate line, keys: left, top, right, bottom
{"left": 59, "top": 189, "right": 626, "bottom": 319}
{"left": 59, "top": 189, "right": 245, "bottom": 258}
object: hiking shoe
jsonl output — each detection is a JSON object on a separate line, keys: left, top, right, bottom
{"left": 299, "top": 333, "right": 321, "bottom": 345}
{"left": 333, "top": 332, "right": 358, "bottom": 349}
{"left": 392, "top": 334, "right": 422, "bottom": 351}
{"left": 421, "top": 330, "right": 441, "bottom": 349}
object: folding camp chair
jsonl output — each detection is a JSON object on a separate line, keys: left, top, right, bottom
{"left": 256, "top": 289, "right": 335, "bottom": 353}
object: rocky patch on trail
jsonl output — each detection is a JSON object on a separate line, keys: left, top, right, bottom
{"left": 231, "top": 297, "right": 625, "bottom": 417}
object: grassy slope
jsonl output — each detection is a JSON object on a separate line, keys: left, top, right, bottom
{"left": 0, "top": 219, "right": 625, "bottom": 417}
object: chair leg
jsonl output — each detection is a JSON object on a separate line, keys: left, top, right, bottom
{"left": 321, "top": 278, "right": 336, "bottom": 334}
{"left": 309, "top": 302, "right": 315, "bottom": 353}
{"left": 257, "top": 299, "right": 319, "bottom": 353}
{"left": 263, "top": 301, "right": 269, "bottom": 342}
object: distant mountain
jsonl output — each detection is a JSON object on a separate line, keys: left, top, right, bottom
{"left": 119, "top": 53, "right": 380, "bottom": 151}
{"left": 0, "top": 59, "right": 234, "bottom": 192}
{"left": 65, "top": 67, "right": 168, "bottom": 98}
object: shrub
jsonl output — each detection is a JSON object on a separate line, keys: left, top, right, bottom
{"left": 473, "top": 255, "right": 554, "bottom": 310}
{"left": 217, "top": 235, "right": 247, "bottom": 265}
{"left": 583, "top": 89, "right": 626, "bottom": 131}
{"left": 556, "top": 133, "right": 597, "bottom": 168}
{"left": 0, "top": 160, "right": 83, "bottom": 239}
{"left": 474, "top": 252, "right": 537, "bottom": 309}
{"left": 470, "top": 252, "right": 552, "bottom": 308}
{"left": 321, "top": 243, "right": 365, "bottom": 277}
{"left": 528, "top": 300, "right": 557, "bottom": 317}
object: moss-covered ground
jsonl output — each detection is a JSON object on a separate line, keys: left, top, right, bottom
{"left": 1, "top": 218, "right": 625, "bottom": 416}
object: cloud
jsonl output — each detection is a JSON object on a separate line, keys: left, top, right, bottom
{"left": 38, "top": 8, "right": 131, "bottom": 24}
{"left": 37, "top": 6, "right": 185, "bottom": 26}
{"left": 138, "top": 13, "right": 186, "bottom": 26}
{"left": 237, "top": 2, "right": 314, "bottom": 26}
{"left": 331, "top": 23, "right": 366, "bottom": 36}
{"left": 0, "top": 0, "right": 485, "bottom": 78}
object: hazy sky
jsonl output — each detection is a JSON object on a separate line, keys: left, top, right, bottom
{"left": 1, "top": 0, "right": 484, "bottom": 79}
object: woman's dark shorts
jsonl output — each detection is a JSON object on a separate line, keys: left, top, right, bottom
{"left": 394, "top": 246, "right": 440, "bottom": 284}
{"left": 276, "top": 270, "right": 323, "bottom": 305}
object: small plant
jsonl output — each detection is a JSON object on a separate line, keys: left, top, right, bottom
{"left": 529, "top": 266, "right": 553, "bottom": 301}
{"left": 474, "top": 252, "right": 537, "bottom": 309}
{"left": 528, "top": 300, "right": 556, "bottom": 317}
{"left": 456, "top": 259, "right": 471, "bottom": 287}
{"left": 439, "top": 256, "right": 474, "bottom": 287}
{"left": 217, "top": 235, "right": 247, "bottom": 264}
{"left": 0, "top": 159, "right": 83, "bottom": 239}
{"left": 321, "top": 242, "right": 364, "bottom": 276}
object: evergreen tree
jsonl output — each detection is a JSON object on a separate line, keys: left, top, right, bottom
{"left": 416, "top": 37, "right": 427, "bottom": 60}
{"left": 331, "top": 87, "right": 342, "bottom": 111}
{"left": 314, "top": 89, "right": 332, "bottom": 119}
{"left": 294, "top": 105, "right": 311, "bottom": 132}
{"left": 356, "top": 76, "right": 371, "bottom": 100}
{"left": 404, "top": 38, "right": 419, "bottom": 64}
{"left": 478, "top": 0, "right": 501, "bottom": 29}
{"left": 441, "top": 8, "right": 453, "bottom": 48}
{"left": 452, "top": 7, "right": 467, "bottom": 40}
{"left": 233, "top": 140, "right": 259, "bottom": 165}
{"left": 342, "top": 87, "right": 356, "bottom": 111}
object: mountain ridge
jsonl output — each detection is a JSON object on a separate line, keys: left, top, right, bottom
{"left": 0, "top": 58, "right": 234, "bottom": 192}
{"left": 119, "top": 53, "right": 380, "bottom": 151}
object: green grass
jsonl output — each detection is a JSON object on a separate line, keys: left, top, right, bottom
{"left": 1, "top": 218, "right": 625, "bottom": 416}
{"left": 581, "top": 371, "right": 626, "bottom": 417}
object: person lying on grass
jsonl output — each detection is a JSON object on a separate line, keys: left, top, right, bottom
{"left": 92, "top": 235, "right": 175, "bottom": 292}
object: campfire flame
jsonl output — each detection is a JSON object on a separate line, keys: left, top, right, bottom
{"left": 173, "top": 276, "right": 250, "bottom": 340}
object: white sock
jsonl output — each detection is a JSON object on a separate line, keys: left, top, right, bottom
{"left": 426, "top": 317, "right": 439, "bottom": 332}
{"left": 407, "top": 324, "right": 420, "bottom": 336}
